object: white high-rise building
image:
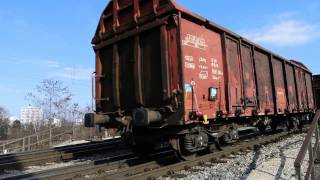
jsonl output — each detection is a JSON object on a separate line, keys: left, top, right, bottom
{"left": 20, "top": 105, "right": 43, "bottom": 124}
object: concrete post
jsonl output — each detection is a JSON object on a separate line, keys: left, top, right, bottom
{"left": 22, "top": 137, "right": 25, "bottom": 152}
{"left": 28, "top": 136, "right": 31, "bottom": 151}
{"left": 49, "top": 126, "right": 52, "bottom": 147}
{"left": 295, "top": 166, "right": 302, "bottom": 180}
{"left": 72, "top": 123, "right": 75, "bottom": 140}
{"left": 309, "top": 143, "right": 315, "bottom": 180}
{"left": 316, "top": 124, "right": 320, "bottom": 162}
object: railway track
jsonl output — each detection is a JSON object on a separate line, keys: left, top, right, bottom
{"left": 0, "top": 138, "right": 123, "bottom": 171}
{"left": 0, "top": 128, "right": 303, "bottom": 180}
{"left": 100, "top": 130, "right": 299, "bottom": 180}
{"left": 2, "top": 147, "right": 175, "bottom": 180}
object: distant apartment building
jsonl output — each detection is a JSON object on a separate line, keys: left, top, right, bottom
{"left": 20, "top": 105, "right": 43, "bottom": 124}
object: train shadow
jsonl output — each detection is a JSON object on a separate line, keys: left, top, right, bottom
{"left": 239, "top": 138, "right": 303, "bottom": 180}
{"left": 239, "top": 146, "right": 262, "bottom": 180}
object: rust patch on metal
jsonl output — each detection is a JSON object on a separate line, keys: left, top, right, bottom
{"left": 254, "top": 50, "right": 274, "bottom": 114}
{"left": 271, "top": 57, "right": 287, "bottom": 113}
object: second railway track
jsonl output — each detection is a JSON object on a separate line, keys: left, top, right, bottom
{"left": 2, "top": 147, "right": 175, "bottom": 180}
{"left": 0, "top": 138, "right": 123, "bottom": 171}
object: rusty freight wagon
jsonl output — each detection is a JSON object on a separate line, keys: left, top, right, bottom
{"left": 85, "top": 0, "right": 315, "bottom": 158}
{"left": 313, "top": 75, "right": 320, "bottom": 109}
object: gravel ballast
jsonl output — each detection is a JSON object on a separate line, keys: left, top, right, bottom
{"left": 160, "top": 133, "right": 309, "bottom": 180}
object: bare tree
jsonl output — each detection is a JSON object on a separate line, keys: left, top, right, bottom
{"left": 9, "top": 120, "right": 23, "bottom": 139}
{"left": 82, "top": 105, "right": 92, "bottom": 114}
{"left": 26, "top": 79, "right": 73, "bottom": 126}
{"left": 71, "top": 103, "right": 80, "bottom": 122}
{"left": 0, "top": 107, "right": 10, "bottom": 140}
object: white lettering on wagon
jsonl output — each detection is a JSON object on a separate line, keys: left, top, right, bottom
{"left": 211, "top": 58, "right": 219, "bottom": 68}
{"left": 184, "top": 55, "right": 196, "bottom": 69}
{"left": 211, "top": 58, "right": 223, "bottom": 80}
{"left": 182, "top": 34, "right": 208, "bottom": 50}
{"left": 185, "top": 55, "right": 194, "bottom": 62}
{"left": 199, "top": 71, "right": 209, "bottom": 80}
{"left": 185, "top": 62, "right": 196, "bottom": 69}
{"left": 198, "top": 65, "right": 208, "bottom": 70}
{"left": 199, "top": 57, "right": 207, "bottom": 64}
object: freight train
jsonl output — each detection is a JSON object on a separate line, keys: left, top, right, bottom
{"left": 85, "top": 0, "right": 315, "bottom": 159}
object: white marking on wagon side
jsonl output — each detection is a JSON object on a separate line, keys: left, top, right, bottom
{"left": 199, "top": 57, "right": 207, "bottom": 64}
{"left": 198, "top": 65, "right": 208, "bottom": 70}
{"left": 185, "top": 55, "right": 194, "bottom": 62}
{"left": 185, "top": 62, "right": 196, "bottom": 69}
{"left": 182, "top": 34, "right": 208, "bottom": 50}
{"left": 199, "top": 71, "right": 209, "bottom": 80}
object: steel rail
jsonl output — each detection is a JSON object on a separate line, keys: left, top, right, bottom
{"left": 2, "top": 152, "right": 136, "bottom": 180}
{"left": 0, "top": 138, "right": 120, "bottom": 160}
{"left": 2, "top": 149, "right": 174, "bottom": 180}
{"left": 0, "top": 129, "right": 303, "bottom": 180}
{"left": 98, "top": 156, "right": 178, "bottom": 180}
{"left": 110, "top": 131, "right": 292, "bottom": 180}
{"left": 0, "top": 138, "right": 123, "bottom": 171}
{"left": 0, "top": 143, "right": 126, "bottom": 171}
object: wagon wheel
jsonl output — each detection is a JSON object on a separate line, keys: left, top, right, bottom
{"left": 257, "top": 123, "right": 267, "bottom": 134}
{"left": 286, "top": 116, "right": 301, "bottom": 132}
{"left": 285, "top": 120, "right": 294, "bottom": 131}
{"left": 205, "top": 141, "right": 222, "bottom": 153}
{"left": 270, "top": 120, "right": 279, "bottom": 132}
{"left": 169, "top": 137, "right": 197, "bottom": 161}
{"left": 291, "top": 120, "right": 298, "bottom": 131}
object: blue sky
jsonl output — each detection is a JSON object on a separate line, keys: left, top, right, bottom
{"left": 0, "top": 0, "right": 319, "bottom": 117}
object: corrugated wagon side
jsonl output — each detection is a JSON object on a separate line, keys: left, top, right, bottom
{"left": 177, "top": 2, "right": 314, "bottom": 123}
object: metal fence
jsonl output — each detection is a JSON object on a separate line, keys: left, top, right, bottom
{"left": 295, "top": 111, "right": 320, "bottom": 180}
{"left": 0, "top": 125, "right": 90, "bottom": 154}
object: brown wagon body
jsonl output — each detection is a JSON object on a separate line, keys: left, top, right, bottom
{"left": 313, "top": 75, "right": 320, "bottom": 109}
{"left": 85, "top": 0, "right": 315, "bottom": 153}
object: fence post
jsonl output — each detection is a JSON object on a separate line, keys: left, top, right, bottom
{"left": 295, "top": 166, "right": 302, "bottom": 180}
{"left": 22, "top": 137, "right": 25, "bottom": 152}
{"left": 309, "top": 142, "right": 315, "bottom": 180}
{"left": 28, "top": 136, "right": 31, "bottom": 151}
{"left": 72, "top": 123, "right": 75, "bottom": 140}
{"left": 49, "top": 126, "right": 52, "bottom": 147}
{"left": 316, "top": 124, "right": 320, "bottom": 162}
